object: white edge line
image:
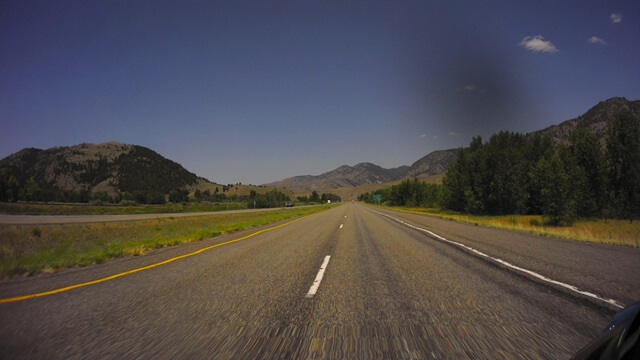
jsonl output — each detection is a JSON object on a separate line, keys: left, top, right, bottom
{"left": 368, "top": 208, "right": 624, "bottom": 309}
{"left": 306, "top": 255, "right": 331, "bottom": 298}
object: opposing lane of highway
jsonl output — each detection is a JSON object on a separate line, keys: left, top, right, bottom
{"left": 0, "top": 205, "right": 320, "bottom": 225}
{"left": 1, "top": 203, "right": 632, "bottom": 358}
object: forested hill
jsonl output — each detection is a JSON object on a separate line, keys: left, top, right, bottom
{"left": 534, "top": 97, "right": 640, "bottom": 145}
{"left": 441, "top": 108, "right": 640, "bottom": 223}
{"left": 0, "top": 142, "right": 201, "bottom": 203}
{"left": 359, "top": 99, "right": 640, "bottom": 223}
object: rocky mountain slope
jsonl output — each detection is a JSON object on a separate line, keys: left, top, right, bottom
{"left": 0, "top": 142, "right": 201, "bottom": 197}
{"left": 267, "top": 97, "right": 639, "bottom": 193}
{"left": 264, "top": 151, "right": 455, "bottom": 193}
{"left": 404, "top": 149, "right": 458, "bottom": 179}
{"left": 266, "top": 163, "right": 410, "bottom": 192}
{"left": 534, "top": 97, "right": 640, "bottom": 145}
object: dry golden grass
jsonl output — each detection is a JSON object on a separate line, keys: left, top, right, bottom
{"left": 387, "top": 206, "right": 640, "bottom": 247}
{"left": 187, "top": 178, "right": 295, "bottom": 198}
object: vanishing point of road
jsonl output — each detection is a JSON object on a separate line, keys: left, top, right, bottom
{"left": 1, "top": 203, "right": 638, "bottom": 359}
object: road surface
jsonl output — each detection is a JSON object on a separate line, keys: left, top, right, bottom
{"left": 0, "top": 205, "right": 318, "bottom": 225}
{"left": 1, "top": 203, "right": 638, "bottom": 359}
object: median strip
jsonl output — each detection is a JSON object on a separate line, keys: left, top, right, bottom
{"left": 0, "top": 215, "right": 312, "bottom": 304}
{"left": 368, "top": 208, "right": 624, "bottom": 309}
{"left": 306, "top": 255, "right": 331, "bottom": 298}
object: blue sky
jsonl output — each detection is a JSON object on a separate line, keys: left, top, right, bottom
{"left": 1, "top": 1, "right": 639, "bottom": 184}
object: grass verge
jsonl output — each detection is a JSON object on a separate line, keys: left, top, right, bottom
{"left": 0, "top": 205, "right": 332, "bottom": 277}
{"left": 380, "top": 206, "right": 640, "bottom": 248}
{"left": 0, "top": 201, "right": 246, "bottom": 215}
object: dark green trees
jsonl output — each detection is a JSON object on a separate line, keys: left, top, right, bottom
{"left": 606, "top": 111, "right": 640, "bottom": 219}
{"left": 116, "top": 146, "right": 198, "bottom": 195}
{"left": 359, "top": 179, "right": 441, "bottom": 207}
{"left": 530, "top": 152, "right": 574, "bottom": 225}
{"left": 441, "top": 110, "right": 640, "bottom": 223}
{"left": 321, "top": 193, "right": 341, "bottom": 203}
{"left": 388, "top": 178, "right": 441, "bottom": 207}
{"left": 248, "top": 190, "right": 290, "bottom": 208}
{"left": 564, "top": 129, "right": 606, "bottom": 217}
{"left": 168, "top": 189, "right": 189, "bottom": 203}
{"left": 443, "top": 132, "right": 529, "bottom": 215}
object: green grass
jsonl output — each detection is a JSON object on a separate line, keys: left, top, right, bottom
{"left": 0, "top": 201, "right": 246, "bottom": 215}
{"left": 0, "top": 205, "right": 333, "bottom": 277}
{"left": 380, "top": 206, "right": 640, "bottom": 248}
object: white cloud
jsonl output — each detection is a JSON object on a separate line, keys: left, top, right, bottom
{"left": 519, "top": 35, "right": 558, "bottom": 53}
{"left": 588, "top": 36, "right": 606, "bottom": 45}
{"left": 463, "top": 84, "right": 477, "bottom": 91}
{"left": 448, "top": 132, "right": 462, "bottom": 136}
{"left": 432, "top": 135, "right": 438, "bottom": 140}
{"left": 610, "top": 13, "right": 622, "bottom": 23}
{"left": 419, "top": 134, "right": 427, "bottom": 138}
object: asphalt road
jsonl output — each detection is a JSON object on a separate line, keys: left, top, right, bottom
{"left": 1, "top": 203, "right": 638, "bottom": 359}
{"left": 0, "top": 205, "right": 318, "bottom": 225}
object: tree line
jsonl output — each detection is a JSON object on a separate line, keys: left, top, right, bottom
{"left": 0, "top": 180, "right": 298, "bottom": 209}
{"left": 360, "top": 111, "right": 640, "bottom": 225}
{"left": 296, "top": 191, "right": 341, "bottom": 204}
{"left": 247, "top": 189, "right": 291, "bottom": 208}
{"left": 358, "top": 179, "right": 441, "bottom": 208}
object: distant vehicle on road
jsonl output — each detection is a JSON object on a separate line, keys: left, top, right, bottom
{"left": 284, "top": 202, "right": 294, "bottom": 207}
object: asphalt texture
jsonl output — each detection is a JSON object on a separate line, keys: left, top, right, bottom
{"left": 1, "top": 203, "right": 638, "bottom": 359}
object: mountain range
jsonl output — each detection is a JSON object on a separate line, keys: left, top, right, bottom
{"left": 1, "top": 97, "right": 638, "bottom": 200}
{"left": 533, "top": 97, "right": 640, "bottom": 145}
{"left": 265, "top": 97, "right": 640, "bottom": 194}
{"left": 0, "top": 142, "right": 201, "bottom": 198}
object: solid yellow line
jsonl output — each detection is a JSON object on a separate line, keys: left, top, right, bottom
{"left": 0, "top": 215, "right": 312, "bottom": 304}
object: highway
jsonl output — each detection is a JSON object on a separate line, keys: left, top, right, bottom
{"left": 0, "top": 205, "right": 318, "bottom": 225}
{"left": 1, "top": 203, "right": 638, "bottom": 359}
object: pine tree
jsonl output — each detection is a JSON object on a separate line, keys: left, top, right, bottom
{"left": 443, "top": 147, "right": 471, "bottom": 212}
{"left": 567, "top": 129, "right": 606, "bottom": 216}
{"left": 606, "top": 111, "right": 640, "bottom": 219}
{"left": 532, "top": 153, "right": 575, "bottom": 226}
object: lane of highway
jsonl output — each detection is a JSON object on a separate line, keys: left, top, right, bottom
{"left": 367, "top": 205, "right": 640, "bottom": 307}
{"left": 0, "top": 205, "right": 320, "bottom": 224}
{"left": 0, "top": 203, "right": 630, "bottom": 358}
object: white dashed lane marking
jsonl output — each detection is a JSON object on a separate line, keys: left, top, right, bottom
{"left": 306, "top": 255, "right": 331, "bottom": 298}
